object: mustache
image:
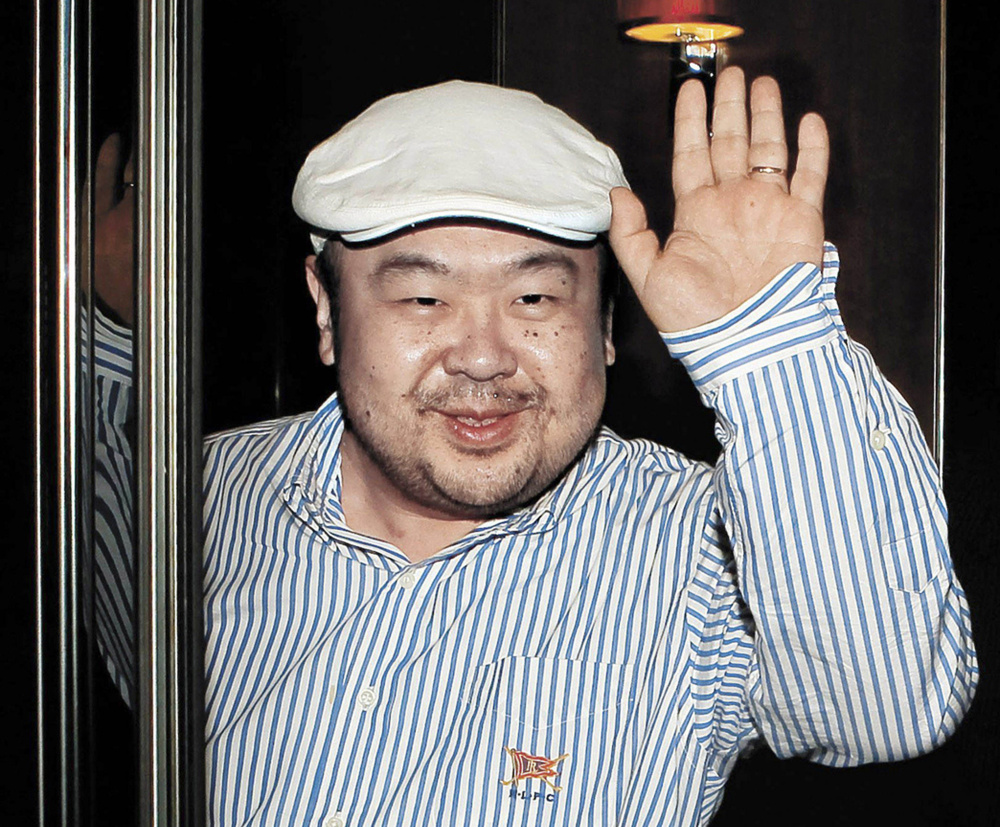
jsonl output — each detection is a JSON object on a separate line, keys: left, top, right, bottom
{"left": 413, "top": 382, "right": 546, "bottom": 412}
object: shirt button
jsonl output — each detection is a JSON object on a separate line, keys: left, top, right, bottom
{"left": 324, "top": 814, "right": 346, "bottom": 827}
{"left": 870, "top": 428, "right": 888, "bottom": 451}
{"left": 398, "top": 571, "right": 418, "bottom": 590}
{"left": 358, "top": 686, "right": 378, "bottom": 711}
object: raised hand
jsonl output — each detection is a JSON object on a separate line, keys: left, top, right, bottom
{"left": 609, "top": 66, "right": 829, "bottom": 333}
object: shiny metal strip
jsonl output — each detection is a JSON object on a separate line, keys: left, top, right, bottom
{"left": 136, "top": 0, "right": 167, "bottom": 817}
{"left": 35, "top": 0, "right": 86, "bottom": 822}
{"left": 136, "top": 0, "right": 204, "bottom": 823}
{"left": 934, "top": 0, "right": 946, "bottom": 463}
{"left": 33, "top": 0, "right": 44, "bottom": 821}
{"left": 34, "top": 0, "right": 85, "bottom": 823}
{"left": 58, "top": 1, "right": 81, "bottom": 817}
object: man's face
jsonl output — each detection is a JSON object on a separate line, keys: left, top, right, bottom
{"left": 307, "top": 223, "right": 615, "bottom": 519}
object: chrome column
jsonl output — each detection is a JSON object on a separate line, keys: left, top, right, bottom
{"left": 135, "top": 0, "right": 204, "bottom": 823}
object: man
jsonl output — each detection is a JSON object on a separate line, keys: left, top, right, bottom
{"left": 198, "top": 69, "right": 976, "bottom": 825}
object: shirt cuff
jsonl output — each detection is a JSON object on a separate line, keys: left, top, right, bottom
{"left": 661, "top": 243, "right": 843, "bottom": 399}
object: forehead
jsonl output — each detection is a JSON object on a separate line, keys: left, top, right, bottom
{"left": 332, "top": 223, "right": 601, "bottom": 281}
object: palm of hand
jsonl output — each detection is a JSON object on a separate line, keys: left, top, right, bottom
{"left": 650, "top": 176, "right": 825, "bottom": 329}
{"left": 610, "top": 68, "right": 830, "bottom": 334}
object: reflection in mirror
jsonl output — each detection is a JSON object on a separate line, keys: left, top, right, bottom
{"left": 37, "top": 0, "right": 206, "bottom": 818}
{"left": 34, "top": 0, "right": 141, "bottom": 821}
{"left": 85, "top": 0, "right": 139, "bottom": 821}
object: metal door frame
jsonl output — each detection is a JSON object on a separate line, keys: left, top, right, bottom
{"left": 34, "top": 0, "right": 205, "bottom": 823}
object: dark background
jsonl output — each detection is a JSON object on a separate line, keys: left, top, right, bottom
{"left": 4, "top": 0, "right": 997, "bottom": 824}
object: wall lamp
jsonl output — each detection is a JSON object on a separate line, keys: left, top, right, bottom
{"left": 617, "top": 0, "right": 743, "bottom": 77}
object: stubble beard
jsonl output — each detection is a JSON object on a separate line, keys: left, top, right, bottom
{"left": 338, "top": 379, "right": 603, "bottom": 519}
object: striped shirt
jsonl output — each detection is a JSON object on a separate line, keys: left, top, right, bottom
{"left": 87, "top": 302, "right": 138, "bottom": 707}
{"left": 202, "top": 244, "right": 976, "bottom": 826}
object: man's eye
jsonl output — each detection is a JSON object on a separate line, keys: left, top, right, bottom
{"left": 412, "top": 297, "right": 441, "bottom": 307}
{"left": 517, "top": 294, "right": 546, "bottom": 306}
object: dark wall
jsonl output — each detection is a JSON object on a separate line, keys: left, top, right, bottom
{"left": 3, "top": 0, "right": 40, "bottom": 821}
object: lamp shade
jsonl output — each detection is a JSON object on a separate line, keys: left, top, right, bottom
{"left": 618, "top": 0, "right": 743, "bottom": 42}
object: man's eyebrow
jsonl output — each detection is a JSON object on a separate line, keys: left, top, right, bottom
{"left": 369, "top": 252, "right": 450, "bottom": 280}
{"left": 367, "top": 248, "right": 583, "bottom": 282}
{"left": 508, "top": 250, "right": 581, "bottom": 277}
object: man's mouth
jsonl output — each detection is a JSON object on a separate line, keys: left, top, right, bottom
{"left": 455, "top": 415, "right": 501, "bottom": 428}
{"left": 435, "top": 408, "right": 527, "bottom": 448}
{"left": 415, "top": 385, "right": 545, "bottom": 448}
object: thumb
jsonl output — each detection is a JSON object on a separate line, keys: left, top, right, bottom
{"left": 608, "top": 187, "right": 660, "bottom": 298}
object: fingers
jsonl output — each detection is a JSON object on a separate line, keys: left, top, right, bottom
{"left": 790, "top": 112, "right": 829, "bottom": 213}
{"left": 748, "top": 76, "right": 789, "bottom": 191}
{"left": 672, "top": 78, "right": 713, "bottom": 199}
{"left": 710, "top": 66, "right": 749, "bottom": 183}
{"left": 671, "top": 66, "right": 827, "bottom": 211}
{"left": 608, "top": 187, "right": 661, "bottom": 297}
{"left": 95, "top": 133, "right": 122, "bottom": 215}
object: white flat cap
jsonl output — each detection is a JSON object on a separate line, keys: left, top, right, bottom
{"left": 292, "top": 80, "right": 629, "bottom": 251}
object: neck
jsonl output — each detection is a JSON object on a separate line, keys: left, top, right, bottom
{"left": 339, "top": 432, "right": 483, "bottom": 563}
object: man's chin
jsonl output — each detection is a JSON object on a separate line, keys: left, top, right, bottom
{"left": 420, "top": 472, "right": 545, "bottom": 519}
{"left": 341, "top": 407, "right": 603, "bottom": 521}
{"left": 416, "top": 419, "right": 603, "bottom": 518}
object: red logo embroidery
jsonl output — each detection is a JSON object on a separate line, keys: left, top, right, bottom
{"left": 500, "top": 746, "right": 569, "bottom": 793}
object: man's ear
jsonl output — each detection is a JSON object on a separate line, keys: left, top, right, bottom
{"left": 305, "top": 255, "right": 335, "bottom": 366}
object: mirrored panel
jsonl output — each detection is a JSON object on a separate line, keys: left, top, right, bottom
{"left": 35, "top": 0, "right": 204, "bottom": 822}
{"left": 34, "top": 0, "right": 142, "bottom": 822}
{"left": 88, "top": 0, "right": 141, "bottom": 820}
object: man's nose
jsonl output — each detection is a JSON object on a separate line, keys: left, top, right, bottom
{"left": 441, "top": 311, "right": 518, "bottom": 382}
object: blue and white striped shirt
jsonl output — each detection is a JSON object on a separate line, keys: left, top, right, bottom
{"left": 201, "top": 245, "right": 977, "bottom": 826}
{"left": 87, "top": 302, "right": 137, "bottom": 707}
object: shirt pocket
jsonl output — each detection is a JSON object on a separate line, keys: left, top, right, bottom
{"left": 877, "top": 508, "right": 947, "bottom": 594}
{"left": 459, "top": 656, "right": 636, "bottom": 826}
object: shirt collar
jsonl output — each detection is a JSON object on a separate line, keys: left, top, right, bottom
{"left": 278, "top": 392, "right": 346, "bottom": 529}
{"left": 278, "top": 395, "right": 625, "bottom": 553}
